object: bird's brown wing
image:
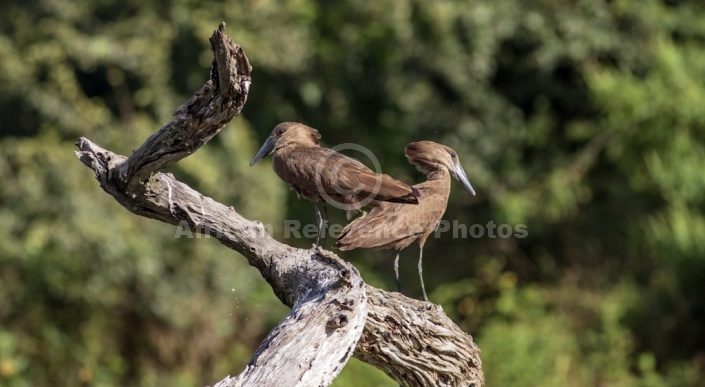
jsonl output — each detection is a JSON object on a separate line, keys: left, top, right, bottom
{"left": 288, "top": 147, "right": 418, "bottom": 204}
{"left": 335, "top": 200, "right": 442, "bottom": 250}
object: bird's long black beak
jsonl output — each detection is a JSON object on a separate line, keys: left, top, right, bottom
{"left": 250, "top": 136, "right": 276, "bottom": 166}
{"left": 453, "top": 162, "right": 476, "bottom": 196}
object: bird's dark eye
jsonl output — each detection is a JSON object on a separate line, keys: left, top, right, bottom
{"left": 450, "top": 152, "right": 457, "bottom": 158}
{"left": 275, "top": 128, "right": 285, "bottom": 136}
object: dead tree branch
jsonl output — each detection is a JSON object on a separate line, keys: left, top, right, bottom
{"left": 74, "top": 23, "right": 483, "bottom": 387}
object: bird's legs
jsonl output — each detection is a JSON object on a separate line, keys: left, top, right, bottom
{"left": 314, "top": 202, "right": 330, "bottom": 247}
{"left": 418, "top": 246, "right": 428, "bottom": 302}
{"left": 394, "top": 250, "right": 402, "bottom": 293}
{"left": 314, "top": 203, "right": 323, "bottom": 246}
{"left": 320, "top": 202, "right": 329, "bottom": 247}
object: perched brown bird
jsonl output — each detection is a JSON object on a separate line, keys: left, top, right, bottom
{"left": 335, "top": 141, "right": 476, "bottom": 301}
{"left": 250, "top": 122, "right": 420, "bottom": 246}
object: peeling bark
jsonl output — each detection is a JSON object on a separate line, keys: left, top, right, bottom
{"left": 74, "top": 23, "right": 483, "bottom": 387}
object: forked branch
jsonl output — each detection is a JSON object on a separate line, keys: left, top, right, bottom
{"left": 74, "top": 23, "right": 483, "bottom": 387}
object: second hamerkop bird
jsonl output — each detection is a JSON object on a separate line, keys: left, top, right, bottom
{"left": 250, "top": 122, "right": 420, "bottom": 246}
{"left": 335, "top": 141, "right": 476, "bottom": 301}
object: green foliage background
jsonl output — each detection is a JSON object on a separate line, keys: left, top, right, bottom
{"left": 1, "top": 0, "right": 704, "bottom": 385}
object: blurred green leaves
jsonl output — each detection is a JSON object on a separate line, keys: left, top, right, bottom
{"left": 2, "top": 0, "right": 705, "bottom": 385}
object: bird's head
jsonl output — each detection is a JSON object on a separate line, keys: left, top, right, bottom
{"left": 250, "top": 122, "right": 322, "bottom": 166}
{"left": 405, "top": 141, "right": 476, "bottom": 196}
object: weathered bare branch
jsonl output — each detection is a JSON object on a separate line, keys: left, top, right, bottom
{"left": 357, "top": 290, "right": 483, "bottom": 386}
{"left": 123, "top": 23, "right": 252, "bottom": 183}
{"left": 74, "top": 23, "right": 484, "bottom": 387}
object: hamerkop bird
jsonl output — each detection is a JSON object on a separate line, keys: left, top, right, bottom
{"left": 335, "top": 141, "right": 476, "bottom": 301}
{"left": 250, "top": 122, "right": 420, "bottom": 246}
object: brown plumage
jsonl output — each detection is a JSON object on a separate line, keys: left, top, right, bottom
{"left": 250, "top": 122, "right": 420, "bottom": 246}
{"left": 335, "top": 141, "right": 476, "bottom": 301}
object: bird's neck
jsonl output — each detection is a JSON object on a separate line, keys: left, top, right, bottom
{"left": 426, "top": 168, "right": 451, "bottom": 182}
{"left": 416, "top": 169, "right": 451, "bottom": 198}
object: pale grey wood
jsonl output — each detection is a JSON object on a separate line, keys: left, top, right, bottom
{"left": 357, "top": 289, "right": 483, "bottom": 386}
{"left": 74, "top": 23, "right": 484, "bottom": 387}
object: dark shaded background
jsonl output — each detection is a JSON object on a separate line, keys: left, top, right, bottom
{"left": 1, "top": 0, "right": 703, "bottom": 385}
